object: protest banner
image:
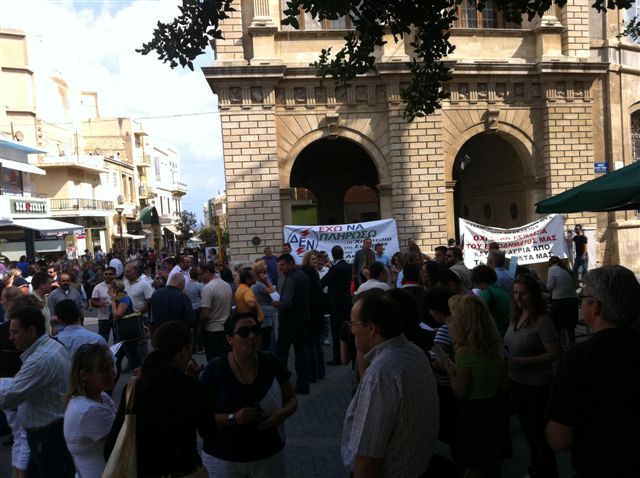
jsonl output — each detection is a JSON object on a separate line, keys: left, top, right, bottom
{"left": 458, "top": 214, "right": 570, "bottom": 268}
{"left": 283, "top": 219, "right": 400, "bottom": 264}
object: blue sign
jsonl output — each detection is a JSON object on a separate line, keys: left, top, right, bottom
{"left": 594, "top": 162, "right": 608, "bottom": 173}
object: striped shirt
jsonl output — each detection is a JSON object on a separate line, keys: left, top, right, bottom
{"left": 0, "top": 334, "right": 71, "bottom": 429}
{"left": 431, "top": 324, "right": 454, "bottom": 386}
{"left": 342, "top": 335, "right": 439, "bottom": 477}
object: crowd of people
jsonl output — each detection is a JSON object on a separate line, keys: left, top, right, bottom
{"left": 0, "top": 231, "right": 638, "bottom": 478}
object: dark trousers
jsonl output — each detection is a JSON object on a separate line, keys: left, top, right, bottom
{"left": 203, "top": 330, "right": 227, "bottom": 362}
{"left": 276, "top": 320, "right": 309, "bottom": 391}
{"left": 26, "top": 419, "right": 75, "bottom": 478}
{"left": 261, "top": 326, "right": 273, "bottom": 352}
{"left": 306, "top": 332, "right": 325, "bottom": 382}
{"left": 329, "top": 297, "right": 350, "bottom": 362}
{"left": 512, "top": 381, "right": 559, "bottom": 478}
{"left": 192, "top": 308, "right": 202, "bottom": 350}
{"left": 437, "top": 384, "right": 459, "bottom": 449}
{"left": 98, "top": 318, "right": 112, "bottom": 344}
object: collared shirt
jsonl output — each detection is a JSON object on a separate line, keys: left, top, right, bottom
{"left": 47, "top": 287, "right": 84, "bottom": 333}
{"left": 355, "top": 279, "right": 391, "bottom": 294}
{"left": 91, "top": 281, "right": 111, "bottom": 319}
{"left": 0, "top": 334, "right": 71, "bottom": 429}
{"left": 342, "top": 335, "right": 439, "bottom": 477}
{"left": 168, "top": 265, "right": 190, "bottom": 285}
{"left": 57, "top": 324, "right": 107, "bottom": 357}
{"left": 201, "top": 278, "right": 233, "bottom": 332}
{"left": 124, "top": 277, "right": 154, "bottom": 317}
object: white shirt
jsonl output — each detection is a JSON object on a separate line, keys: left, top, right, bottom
{"left": 64, "top": 393, "right": 116, "bottom": 478}
{"left": 108, "top": 258, "right": 123, "bottom": 278}
{"left": 124, "top": 277, "right": 154, "bottom": 317}
{"left": 201, "top": 278, "right": 233, "bottom": 332}
{"left": 356, "top": 279, "right": 391, "bottom": 294}
{"left": 168, "top": 264, "right": 190, "bottom": 285}
{"left": 91, "top": 281, "right": 111, "bottom": 319}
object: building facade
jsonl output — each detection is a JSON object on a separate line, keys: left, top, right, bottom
{"left": 204, "top": 0, "right": 640, "bottom": 270}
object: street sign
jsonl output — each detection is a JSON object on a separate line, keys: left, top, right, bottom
{"left": 594, "top": 162, "right": 608, "bottom": 173}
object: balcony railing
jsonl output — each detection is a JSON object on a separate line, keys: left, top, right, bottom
{"left": 50, "top": 198, "right": 114, "bottom": 211}
{"left": 171, "top": 181, "right": 187, "bottom": 194}
{"left": 37, "top": 154, "right": 106, "bottom": 172}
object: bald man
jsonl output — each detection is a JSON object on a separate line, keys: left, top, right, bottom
{"left": 149, "top": 272, "right": 194, "bottom": 329}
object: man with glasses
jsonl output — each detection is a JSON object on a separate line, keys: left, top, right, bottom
{"left": 342, "top": 289, "right": 438, "bottom": 477}
{"left": 445, "top": 246, "right": 472, "bottom": 290}
{"left": 546, "top": 266, "right": 640, "bottom": 478}
{"left": 91, "top": 266, "right": 117, "bottom": 343}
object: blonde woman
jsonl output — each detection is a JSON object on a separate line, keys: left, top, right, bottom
{"left": 251, "top": 259, "right": 278, "bottom": 352}
{"left": 63, "top": 343, "right": 117, "bottom": 478}
{"left": 446, "top": 295, "right": 507, "bottom": 478}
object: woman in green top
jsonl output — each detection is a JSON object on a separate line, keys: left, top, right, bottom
{"left": 445, "top": 295, "right": 507, "bottom": 478}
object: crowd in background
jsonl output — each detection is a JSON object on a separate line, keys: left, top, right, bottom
{"left": 0, "top": 229, "right": 638, "bottom": 478}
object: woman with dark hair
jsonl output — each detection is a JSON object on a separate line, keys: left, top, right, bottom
{"left": 391, "top": 252, "right": 404, "bottom": 289}
{"left": 503, "top": 274, "right": 561, "bottom": 478}
{"left": 301, "top": 251, "right": 327, "bottom": 382}
{"left": 200, "top": 312, "right": 297, "bottom": 477}
{"left": 546, "top": 256, "right": 579, "bottom": 349}
{"left": 64, "top": 343, "right": 116, "bottom": 478}
{"left": 105, "top": 321, "right": 212, "bottom": 477}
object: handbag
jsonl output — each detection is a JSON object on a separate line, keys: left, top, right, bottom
{"left": 113, "top": 312, "right": 144, "bottom": 342}
{"left": 103, "top": 378, "right": 138, "bottom": 478}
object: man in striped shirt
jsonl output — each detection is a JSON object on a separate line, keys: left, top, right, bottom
{"left": 0, "top": 301, "right": 75, "bottom": 477}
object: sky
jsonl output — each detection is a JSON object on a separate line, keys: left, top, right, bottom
{"left": 2, "top": 0, "right": 224, "bottom": 223}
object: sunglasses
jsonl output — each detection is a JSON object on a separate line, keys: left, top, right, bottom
{"left": 233, "top": 325, "right": 262, "bottom": 338}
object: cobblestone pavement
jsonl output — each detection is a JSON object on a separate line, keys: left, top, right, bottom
{"left": 0, "top": 315, "right": 573, "bottom": 477}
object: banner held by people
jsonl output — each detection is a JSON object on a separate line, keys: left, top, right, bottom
{"left": 459, "top": 214, "right": 570, "bottom": 268}
{"left": 283, "top": 219, "right": 400, "bottom": 264}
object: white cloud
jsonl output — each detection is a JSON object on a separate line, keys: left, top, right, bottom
{"left": 2, "top": 0, "right": 225, "bottom": 222}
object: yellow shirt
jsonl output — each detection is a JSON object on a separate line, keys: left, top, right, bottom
{"left": 235, "top": 284, "right": 264, "bottom": 322}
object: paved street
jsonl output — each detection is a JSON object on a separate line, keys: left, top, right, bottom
{"left": 0, "top": 314, "right": 573, "bottom": 477}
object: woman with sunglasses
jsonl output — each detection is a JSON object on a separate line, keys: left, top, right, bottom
{"left": 63, "top": 343, "right": 116, "bottom": 478}
{"left": 200, "top": 311, "right": 298, "bottom": 477}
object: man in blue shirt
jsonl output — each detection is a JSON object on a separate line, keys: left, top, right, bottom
{"left": 55, "top": 299, "right": 106, "bottom": 357}
{"left": 262, "top": 246, "right": 279, "bottom": 285}
{"left": 150, "top": 273, "right": 194, "bottom": 330}
{"left": 374, "top": 243, "right": 391, "bottom": 267}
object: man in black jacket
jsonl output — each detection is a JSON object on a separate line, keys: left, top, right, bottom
{"left": 149, "top": 273, "right": 194, "bottom": 330}
{"left": 276, "top": 253, "right": 311, "bottom": 394}
{"left": 321, "top": 245, "right": 352, "bottom": 365}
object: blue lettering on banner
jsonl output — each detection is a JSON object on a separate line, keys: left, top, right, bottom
{"left": 286, "top": 228, "right": 319, "bottom": 257}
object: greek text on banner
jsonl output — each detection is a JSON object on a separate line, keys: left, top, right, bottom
{"left": 458, "top": 214, "right": 570, "bottom": 268}
{"left": 283, "top": 219, "right": 400, "bottom": 264}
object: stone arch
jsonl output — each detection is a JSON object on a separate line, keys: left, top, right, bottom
{"left": 279, "top": 127, "right": 390, "bottom": 189}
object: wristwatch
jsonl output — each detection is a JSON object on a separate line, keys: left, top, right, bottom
{"left": 227, "top": 413, "right": 235, "bottom": 426}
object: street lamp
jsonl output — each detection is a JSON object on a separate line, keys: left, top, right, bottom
{"left": 115, "top": 207, "right": 124, "bottom": 253}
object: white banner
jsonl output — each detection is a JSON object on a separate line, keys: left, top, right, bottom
{"left": 458, "top": 214, "right": 570, "bottom": 268}
{"left": 284, "top": 219, "right": 400, "bottom": 264}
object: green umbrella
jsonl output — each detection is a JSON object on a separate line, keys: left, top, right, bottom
{"left": 536, "top": 161, "right": 640, "bottom": 213}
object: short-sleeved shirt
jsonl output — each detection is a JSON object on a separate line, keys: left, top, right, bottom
{"left": 64, "top": 393, "right": 116, "bottom": 478}
{"left": 124, "top": 277, "right": 154, "bottom": 317}
{"left": 455, "top": 351, "right": 504, "bottom": 399}
{"left": 201, "top": 278, "right": 233, "bottom": 332}
{"left": 431, "top": 323, "right": 454, "bottom": 386}
{"left": 547, "top": 328, "right": 640, "bottom": 477}
{"left": 184, "top": 280, "right": 204, "bottom": 310}
{"left": 235, "top": 284, "right": 264, "bottom": 322}
{"left": 503, "top": 315, "right": 559, "bottom": 386}
{"left": 479, "top": 285, "right": 511, "bottom": 336}
{"left": 200, "top": 352, "right": 290, "bottom": 462}
{"left": 57, "top": 325, "right": 107, "bottom": 358}
{"left": 91, "top": 281, "right": 111, "bottom": 319}
{"left": 573, "top": 235, "right": 588, "bottom": 257}
{"left": 110, "top": 295, "right": 134, "bottom": 320}
{"left": 342, "top": 335, "right": 439, "bottom": 477}
{"left": 251, "top": 282, "right": 276, "bottom": 327}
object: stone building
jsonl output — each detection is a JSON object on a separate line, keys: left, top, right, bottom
{"left": 204, "top": 0, "right": 640, "bottom": 269}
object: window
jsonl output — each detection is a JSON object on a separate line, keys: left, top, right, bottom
{"left": 631, "top": 110, "right": 640, "bottom": 162}
{"left": 627, "top": 0, "right": 640, "bottom": 44}
{"left": 281, "top": 3, "right": 352, "bottom": 30}
{"left": 455, "top": 0, "right": 520, "bottom": 29}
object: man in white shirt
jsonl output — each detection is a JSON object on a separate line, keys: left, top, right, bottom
{"left": 168, "top": 254, "right": 191, "bottom": 285}
{"left": 355, "top": 262, "right": 391, "bottom": 295}
{"left": 199, "top": 262, "right": 233, "bottom": 361}
{"left": 124, "top": 263, "right": 154, "bottom": 368}
{"left": 90, "top": 266, "right": 116, "bottom": 343}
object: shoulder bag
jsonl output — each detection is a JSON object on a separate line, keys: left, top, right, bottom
{"left": 102, "top": 378, "right": 138, "bottom": 478}
{"left": 113, "top": 311, "right": 144, "bottom": 342}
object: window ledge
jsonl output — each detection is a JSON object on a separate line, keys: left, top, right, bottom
{"left": 275, "top": 29, "right": 352, "bottom": 38}
{"left": 450, "top": 28, "right": 531, "bottom": 37}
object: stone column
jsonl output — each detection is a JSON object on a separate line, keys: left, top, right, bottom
{"left": 249, "top": 0, "right": 279, "bottom": 64}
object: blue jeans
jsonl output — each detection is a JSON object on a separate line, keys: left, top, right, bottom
{"left": 26, "top": 419, "right": 75, "bottom": 478}
{"left": 573, "top": 254, "right": 588, "bottom": 282}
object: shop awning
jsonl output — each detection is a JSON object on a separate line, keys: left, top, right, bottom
{"left": 9, "top": 218, "right": 84, "bottom": 234}
{"left": 536, "top": 160, "right": 640, "bottom": 213}
{"left": 139, "top": 205, "right": 160, "bottom": 225}
{"left": 0, "top": 159, "right": 46, "bottom": 175}
{"left": 112, "top": 232, "right": 146, "bottom": 240}
{"left": 163, "top": 225, "right": 180, "bottom": 236}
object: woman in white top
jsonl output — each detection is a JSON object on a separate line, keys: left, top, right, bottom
{"left": 64, "top": 343, "right": 117, "bottom": 478}
{"left": 546, "top": 256, "right": 579, "bottom": 349}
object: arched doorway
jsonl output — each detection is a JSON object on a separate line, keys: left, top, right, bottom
{"left": 453, "top": 132, "right": 530, "bottom": 233}
{"left": 290, "top": 138, "right": 380, "bottom": 224}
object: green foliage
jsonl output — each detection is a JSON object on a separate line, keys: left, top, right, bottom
{"left": 176, "top": 210, "right": 197, "bottom": 243}
{"left": 198, "top": 225, "right": 217, "bottom": 245}
{"left": 140, "top": 0, "right": 638, "bottom": 119}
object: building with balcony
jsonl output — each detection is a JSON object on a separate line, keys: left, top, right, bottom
{"left": 204, "top": 0, "right": 640, "bottom": 270}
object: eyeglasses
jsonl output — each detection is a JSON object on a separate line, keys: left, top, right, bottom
{"left": 233, "top": 325, "right": 262, "bottom": 338}
{"left": 349, "top": 321, "right": 364, "bottom": 330}
{"left": 578, "top": 292, "right": 597, "bottom": 303}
